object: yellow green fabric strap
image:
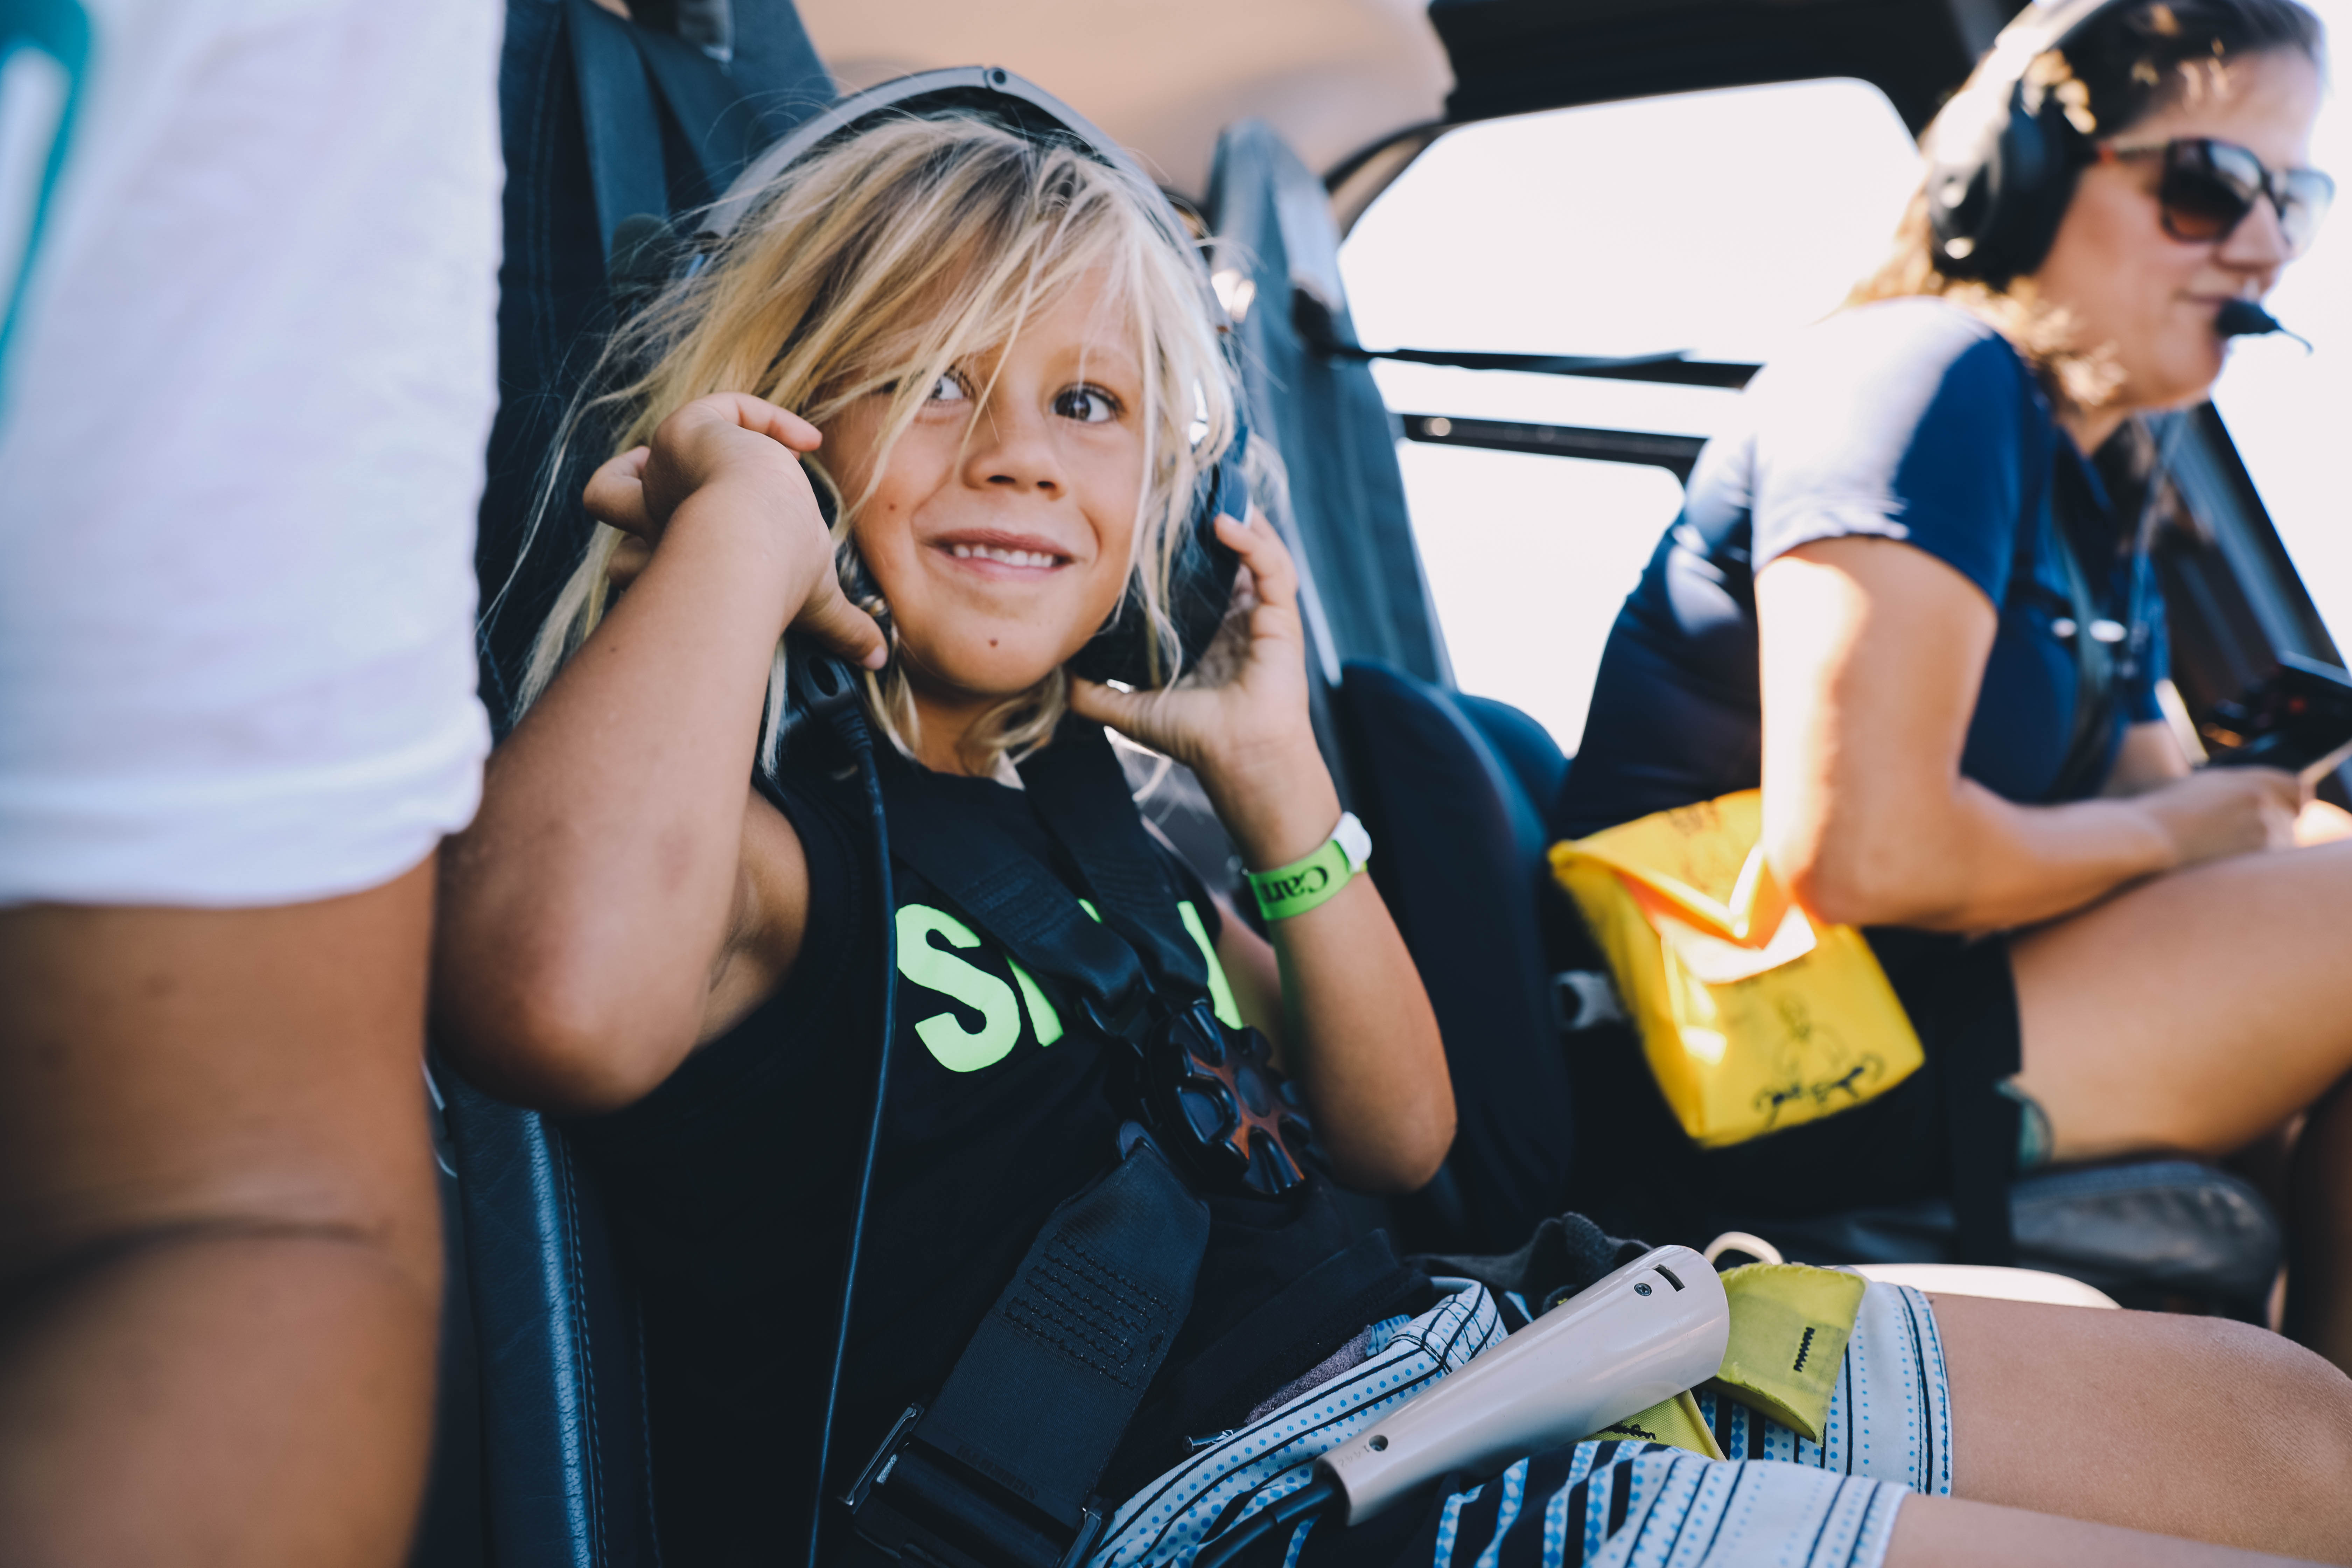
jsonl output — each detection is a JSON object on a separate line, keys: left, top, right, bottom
{"left": 1247, "top": 813, "right": 1370, "bottom": 922}
{"left": 1587, "top": 1388, "right": 1726, "bottom": 1460}
{"left": 1705, "top": 1263, "right": 1867, "bottom": 1443}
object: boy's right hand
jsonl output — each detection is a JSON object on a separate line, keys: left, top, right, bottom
{"left": 583, "top": 393, "right": 886, "bottom": 669}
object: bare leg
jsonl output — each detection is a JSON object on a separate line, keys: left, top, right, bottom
{"left": 2010, "top": 841, "right": 2352, "bottom": 1161}
{"left": 2009, "top": 842, "right": 2352, "bottom": 1366}
{"left": 0, "top": 861, "right": 443, "bottom": 1567}
{"left": 1932, "top": 1293, "right": 2352, "bottom": 1562}
{"left": 1886, "top": 1496, "right": 2316, "bottom": 1567}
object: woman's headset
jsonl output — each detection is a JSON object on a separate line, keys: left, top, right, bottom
{"left": 1925, "top": 0, "right": 2136, "bottom": 284}
{"left": 695, "top": 66, "right": 1252, "bottom": 690}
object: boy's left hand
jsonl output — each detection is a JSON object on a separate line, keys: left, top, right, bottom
{"left": 1070, "top": 510, "right": 1338, "bottom": 868}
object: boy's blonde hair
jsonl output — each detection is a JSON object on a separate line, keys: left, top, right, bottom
{"left": 518, "top": 111, "right": 1239, "bottom": 770}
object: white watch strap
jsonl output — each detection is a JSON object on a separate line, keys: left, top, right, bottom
{"left": 1332, "top": 810, "right": 1373, "bottom": 874}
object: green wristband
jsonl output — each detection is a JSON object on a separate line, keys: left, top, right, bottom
{"left": 1247, "top": 812, "right": 1372, "bottom": 922}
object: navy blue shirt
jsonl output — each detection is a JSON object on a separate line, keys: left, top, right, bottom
{"left": 1556, "top": 298, "right": 2167, "bottom": 838}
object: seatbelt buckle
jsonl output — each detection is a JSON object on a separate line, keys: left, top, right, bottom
{"left": 848, "top": 1406, "right": 1108, "bottom": 1568}
{"left": 845, "top": 1404, "right": 925, "bottom": 1515}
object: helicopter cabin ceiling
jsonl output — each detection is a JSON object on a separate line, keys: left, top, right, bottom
{"left": 791, "top": 0, "right": 1455, "bottom": 201}
{"left": 698, "top": 0, "right": 2024, "bottom": 204}
{"left": 1418, "top": 0, "right": 2001, "bottom": 134}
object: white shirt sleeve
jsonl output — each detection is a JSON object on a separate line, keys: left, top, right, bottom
{"left": 0, "top": 0, "right": 500, "bottom": 907}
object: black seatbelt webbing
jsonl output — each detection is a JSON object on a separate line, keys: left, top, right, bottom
{"left": 875, "top": 762, "right": 1158, "bottom": 1034}
{"left": 852, "top": 1141, "right": 1211, "bottom": 1568}
{"left": 875, "top": 722, "right": 1209, "bottom": 1027}
{"left": 850, "top": 723, "right": 1235, "bottom": 1567}
{"left": 1015, "top": 722, "right": 1211, "bottom": 998}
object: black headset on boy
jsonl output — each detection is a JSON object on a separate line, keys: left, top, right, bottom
{"left": 664, "top": 68, "right": 1306, "bottom": 1568}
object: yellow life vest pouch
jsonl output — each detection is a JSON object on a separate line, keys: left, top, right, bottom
{"left": 1547, "top": 790, "right": 1924, "bottom": 1148}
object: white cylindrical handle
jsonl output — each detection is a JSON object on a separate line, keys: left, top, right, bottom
{"left": 1316, "top": 1246, "right": 1728, "bottom": 1524}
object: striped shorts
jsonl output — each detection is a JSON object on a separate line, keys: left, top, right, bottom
{"left": 1094, "top": 1278, "right": 1952, "bottom": 1568}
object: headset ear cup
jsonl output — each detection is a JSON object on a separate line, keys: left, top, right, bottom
{"left": 1932, "top": 79, "right": 2049, "bottom": 282}
{"left": 1928, "top": 86, "right": 2087, "bottom": 285}
{"left": 2004, "top": 100, "right": 2085, "bottom": 282}
{"left": 1068, "top": 437, "right": 1247, "bottom": 689}
{"left": 1928, "top": 0, "right": 2117, "bottom": 287}
{"left": 1927, "top": 86, "right": 2009, "bottom": 278}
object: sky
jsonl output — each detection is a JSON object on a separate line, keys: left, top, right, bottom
{"left": 1338, "top": 7, "right": 2352, "bottom": 753}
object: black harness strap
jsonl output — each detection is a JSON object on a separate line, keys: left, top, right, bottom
{"left": 850, "top": 723, "right": 1230, "bottom": 1568}
{"left": 849, "top": 1137, "right": 1210, "bottom": 1568}
{"left": 875, "top": 756, "right": 1158, "bottom": 1037}
{"left": 1014, "top": 722, "right": 1212, "bottom": 998}
{"left": 875, "top": 721, "right": 1213, "bottom": 1030}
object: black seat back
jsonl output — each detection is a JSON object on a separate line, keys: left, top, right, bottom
{"left": 439, "top": 1068, "right": 660, "bottom": 1567}
{"left": 476, "top": 0, "right": 830, "bottom": 724}
{"left": 432, "top": 4, "right": 833, "bottom": 1563}
{"left": 1337, "top": 658, "right": 1577, "bottom": 1252}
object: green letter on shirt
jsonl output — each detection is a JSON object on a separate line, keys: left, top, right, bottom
{"left": 896, "top": 903, "right": 1021, "bottom": 1072}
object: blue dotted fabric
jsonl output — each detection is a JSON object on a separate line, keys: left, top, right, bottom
{"left": 1091, "top": 1282, "right": 1949, "bottom": 1568}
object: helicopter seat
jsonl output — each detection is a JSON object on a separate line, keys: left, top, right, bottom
{"left": 437, "top": 1063, "right": 663, "bottom": 1568}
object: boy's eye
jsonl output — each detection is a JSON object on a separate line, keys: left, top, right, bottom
{"left": 927, "top": 371, "right": 969, "bottom": 404}
{"left": 1053, "top": 384, "right": 1121, "bottom": 424}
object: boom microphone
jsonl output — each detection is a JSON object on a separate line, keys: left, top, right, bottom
{"left": 2217, "top": 298, "right": 2313, "bottom": 351}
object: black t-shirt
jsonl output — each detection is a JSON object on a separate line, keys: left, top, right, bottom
{"left": 1556, "top": 299, "right": 2168, "bottom": 838}
{"left": 567, "top": 731, "right": 1387, "bottom": 1566}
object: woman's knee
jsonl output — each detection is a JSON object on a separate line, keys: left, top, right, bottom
{"left": 1941, "top": 1296, "right": 2352, "bottom": 1556}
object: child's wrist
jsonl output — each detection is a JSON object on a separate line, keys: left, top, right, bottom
{"left": 663, "top": 483, "right": 831, "bottom": 598}
{"left": 1209, "top": 744, "right": 1342, "bottom": 870}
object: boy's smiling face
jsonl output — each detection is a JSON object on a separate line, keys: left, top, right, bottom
{"left": 822, "top": 270, "right": 1150, "bottom": 711}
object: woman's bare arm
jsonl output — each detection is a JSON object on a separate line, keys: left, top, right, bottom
{"left": 1755, "top": 536, "right": 2297, "bottom": 933}
{"left": 434, "top": 399, "right": 881, "bottom": 1113}
{"left": 2104, "top": 720, "right": 2194, "bottom": 797}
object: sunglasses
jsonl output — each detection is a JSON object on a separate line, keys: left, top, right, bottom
{"left": 2096, "top": 137, "right": 2336, "bottom": 258}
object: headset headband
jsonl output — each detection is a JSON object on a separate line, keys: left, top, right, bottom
{"left": 700, "top": 67, "right": 1176, "bottom": 248}
{"left": 1925, "top": 0, "right": 2113, "bottom": 163}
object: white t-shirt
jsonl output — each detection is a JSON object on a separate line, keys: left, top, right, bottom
{"left": 0, "top": 0, "right": 500, "bottom": 906}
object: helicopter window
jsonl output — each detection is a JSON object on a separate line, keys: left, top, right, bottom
{"left": 2206, "top": 40, "right": 2352, "bottom": 651}
{"left": 1339, "top": 79, "right": 1923, "bottom": 751}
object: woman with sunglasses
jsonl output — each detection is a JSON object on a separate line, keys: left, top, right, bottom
{"left": 1553, "top": 0, "right": 2352, "bottom": 1366}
